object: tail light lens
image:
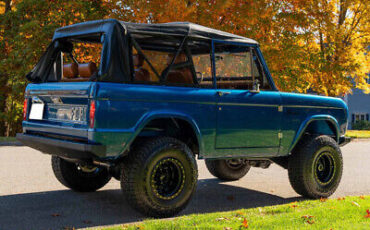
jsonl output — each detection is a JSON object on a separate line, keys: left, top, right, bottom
{"left": 89, "top": 100, "right": 96, "bottom": 128}
{"left": 23, "top": 99, "right": 28, "bottom": 120}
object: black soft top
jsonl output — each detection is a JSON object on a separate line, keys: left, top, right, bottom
{"left": 53, "top": 19, "right": 258, "bottom": 44}
{"left": 27, "top": 19, "right": 259, "bottom": 83}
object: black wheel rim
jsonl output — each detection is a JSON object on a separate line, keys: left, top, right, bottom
{"left": 225, "top": 159, "right": 244, "bottom": 170}
{"left": 150, "top": 157, "right": 185, "bottom": 200}
{"left": 314, "top": 152, "right": 335, "bottom": 185}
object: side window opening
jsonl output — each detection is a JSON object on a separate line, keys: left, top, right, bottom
{"left": 214, "top": 44, "right": 271, "bottom": 90}
{"left": 61, "top": 41, "right": 102, "bottom": 82}
{"left": 132, "top": 48, "right": 168, "bottom": 83}
{"left": 130, "top": 36, "right": 202, "bottom": 87}
{"left": 252, "top": 49, "right": 271, "bottom": 91}
{"left": 192, "top": 53, "right": 213, "bottom": 88}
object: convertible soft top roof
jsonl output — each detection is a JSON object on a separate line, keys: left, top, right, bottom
{"left": 53, "top": 19, "right": 258, "bottom": 45}
{"left": 28, "top": 19, "right": 260, "bottom": 84}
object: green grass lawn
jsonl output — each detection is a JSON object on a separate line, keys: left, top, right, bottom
{"left": 97, "top": 196, "right": 370, "bottom": 230}
{"left": 0, "top": 136, "right": 17, "bottom": 142}
{"left": 346, "top": 130, "right": 370, "bottom": 139}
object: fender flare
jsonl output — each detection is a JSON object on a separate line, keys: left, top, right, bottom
{"left": 122, "top": 110, "right": 203, "bottom": 154}
{"left": 288, "top": 114, "right": 340, "bottom": 153}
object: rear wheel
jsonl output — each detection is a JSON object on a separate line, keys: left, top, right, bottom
{"left": 51, "top": 156, "right": 111, "bottom": 192}
{"left": 288, "top": 135, "right": 343, "bottom": 198}
{"left": 205, "top": 158, "right": 251, "bottom": 181}
{"left": 121, "top": 137, "right": 197, "bottom": 218}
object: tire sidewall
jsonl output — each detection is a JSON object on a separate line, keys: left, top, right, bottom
{"left": 302, "top": 138, "right": 343, "bottom": 197}
{"left": 134, "top": 142, "right": 197, "bottom": 210}
{"left": 205, "top": 159, "right": 250, "bottom": 181}
{"left": 52, "top": 156, "right": 111, "bottom": 192}
{"left": 219, "top": 159, "right": 250, "bottom": 178}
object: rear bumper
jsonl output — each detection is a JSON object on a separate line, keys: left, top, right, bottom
{"left": 339, "top": 135, "right": 351, "bottom": 147}
{"left": 16, "top": 133, "right": 106, "bottom": 160}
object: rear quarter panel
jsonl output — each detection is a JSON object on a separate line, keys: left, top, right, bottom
{"left": 92, "top": 82, "right": 217, "bottom": 157}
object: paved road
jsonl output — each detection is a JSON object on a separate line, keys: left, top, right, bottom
{"left": 0, "top": 140, "right": 369, "bottom": 229}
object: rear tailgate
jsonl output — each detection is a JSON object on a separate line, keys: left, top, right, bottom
{"left": 23, "top": 82, "right": 95, "bottom": 141}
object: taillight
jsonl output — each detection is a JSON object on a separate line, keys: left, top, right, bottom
{"left": 89, "top": 100, "right": 96, "bottom": 128}
{"left": 23, "top": 99, "right": 28, "bottom": 120}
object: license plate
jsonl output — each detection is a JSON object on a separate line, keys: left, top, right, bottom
{"left": 29, "top": 103, "right": 44, "bottom": 120}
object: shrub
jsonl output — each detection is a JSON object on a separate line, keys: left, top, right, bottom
{"left": 352, "top": 120, "right": 370, "bottom": 130}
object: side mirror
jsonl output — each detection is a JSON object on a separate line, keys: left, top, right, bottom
{"left": 250, "top": 79, "right": 260, "bottom": 93}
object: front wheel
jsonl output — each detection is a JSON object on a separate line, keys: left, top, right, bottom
{"left": 51, "top": 156, "right": 111, "bottom": 192}
{"left": 121, "top": 137, "right": 198, "bottom": 218}
{"left": 288, "top": 135, "right": 343, "bottom": 198}
{"left": 205, "top": 159, "right": 251, "bottom": 181}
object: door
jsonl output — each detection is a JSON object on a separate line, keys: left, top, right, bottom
{"left": 213, "top": 42, "right": 282, "bottom": 154}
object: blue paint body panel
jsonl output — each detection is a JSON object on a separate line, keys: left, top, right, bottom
{"left": 22, "top": 80, "right": 348, "bottom": 160}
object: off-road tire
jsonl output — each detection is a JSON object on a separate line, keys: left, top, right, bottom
{"left": 121, "top": 136, "right": 197, "bottom": 218}
{"left": 288, "top": 135, "right": 343, "bottom": 198}
{"left": 51, "top": 156, "right": 111, "bottom": 192}
{"left": 205, "top": 159, "right": 251, "bottom": 181}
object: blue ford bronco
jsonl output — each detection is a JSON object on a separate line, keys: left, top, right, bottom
{"left": 17, "top": 19, "right": 350, "bottom": 217}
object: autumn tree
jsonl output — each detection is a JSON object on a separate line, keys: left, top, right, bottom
{"left": 0, "top": 0, "right": 369, "bottom": 136}
{"left": 111, "top": 0, "right": 370, "bottom": 96}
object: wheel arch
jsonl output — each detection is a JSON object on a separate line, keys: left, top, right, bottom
{"left": 123, "top": 110, "right": 202, "bottom": 156}
{"left": 288, "top": 115, "right": 340, "bottom": 153}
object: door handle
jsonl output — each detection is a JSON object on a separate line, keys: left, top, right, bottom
{"left": 217, "top": 91, "right": 231, "bottom": 96}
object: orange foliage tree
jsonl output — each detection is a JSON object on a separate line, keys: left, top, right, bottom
{"left": 110, "top": 0, "right": 370, "bottom": 96}
{"left": 0, "top": 0, "right": 369, "bottom": 135}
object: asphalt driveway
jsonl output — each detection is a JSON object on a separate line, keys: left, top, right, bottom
{"left": 0, "top": 140, "right": 369, "bottom": 229}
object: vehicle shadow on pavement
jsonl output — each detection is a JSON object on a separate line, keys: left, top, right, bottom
{"left": 0, "top": 178, "right": 302, "bottom": 229}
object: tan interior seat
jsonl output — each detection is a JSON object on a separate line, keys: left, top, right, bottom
{"left": 166, "top": 53, "right": 193, "bottom": 84}
{"left": 78, "top": 62, "right": 97, "bottom": 78}
{"left": 133, "top": 54, "right": 150, "bottom": 81}
{"left": 63, "top": 63, "right": 78, "bottom": 78}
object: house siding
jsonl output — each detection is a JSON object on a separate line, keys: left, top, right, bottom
{"left": 345, "top": 86, "right": 370, "bottom": 129}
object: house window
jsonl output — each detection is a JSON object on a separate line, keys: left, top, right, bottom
{"left": 352, "top": 113, "right": 369, "bottom": 123}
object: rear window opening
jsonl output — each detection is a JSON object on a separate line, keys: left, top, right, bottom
{"left": 61, "top": 41, "right": 102, "bottom": 82}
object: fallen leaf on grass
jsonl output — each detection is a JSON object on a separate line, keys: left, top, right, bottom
{"left": 240, "top": 218, "right": 248, "bottom": 228}
{"left": 337, "top": 197, "right": 345, "bottom": 201}
{"left": 216, "top": 217, "right": 230, "bottom": 221}
{"left": 320, "top": 197, "right": 327, "bottom": 202}
{"left": 51, "top": 213, "right": 61, "bottom": 217}
{"left": 351, "top": 201, "right": 360, "bottom": 207}
{"left": 235, "top": 211, "right": 245, "bottom": 217}
{"left": 365, "top": 209, "right": 370, "bottom": 218}
{"left": 306, "top": 220, "right": 315, "bottom": 225}
{"left": 290, "top": 201, "right": 298, "bottom": 208}
{"left": 223, "top": 227, "right": 232, "bottom": 230}
{"left": 359, "top": 195, "right": 365, "bottom": 200}
{"left": 301, "top": 215, "right": 315, "bottom": 225}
